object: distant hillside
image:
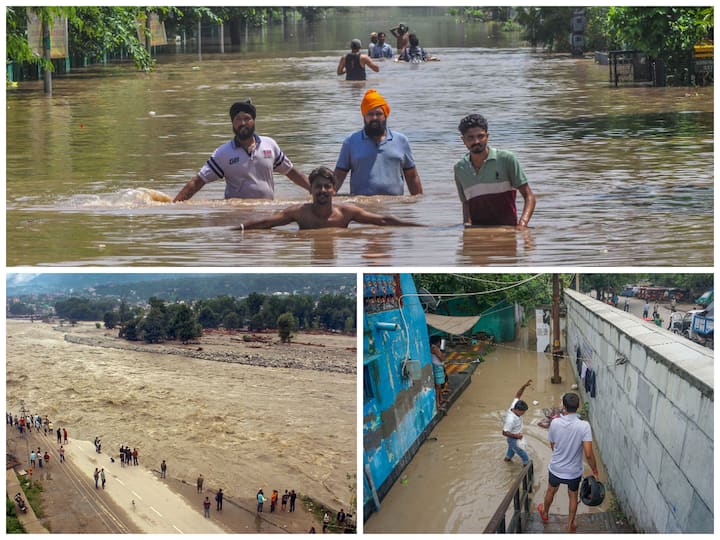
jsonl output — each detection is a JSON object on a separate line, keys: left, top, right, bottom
{"left": 7, "top": 273, "right": 356, "bottom": 300}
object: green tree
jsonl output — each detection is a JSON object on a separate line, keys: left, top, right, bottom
{"left": 277, "top": 312, "right": 297, "bottom": 343}
{"left": 139, "top": 307, "right": 167, "bottom": 343}
{"left": 606, "top": 7, "right": 714, "bottom": 85}
{"left": 223, "top": 311, "right": 241, "bottom": 330}
{"left": 8, "top": 302, "right": 34, "bottom": 316}
{"left": 119, "top": 317, "right": 141, "bottom": 341}
{"left": 103, "top": 311, "right": 118, "bottom": 329}
{"left": 197, "top": 306, "right": 219, "bottom": 329}
{"left": 249, "top": 313, "right": 266, "bottom": 332}
{"left": 170, "top": 304, "right": 202, "bottom": 344}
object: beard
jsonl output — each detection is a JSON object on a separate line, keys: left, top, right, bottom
{"left": 364, "top": 119, "right": 387, "bottom": 138}
{"left": 469, "top": 143, "right": 487, "bottom": 154}
{"left": 233, "top": 124, "right": 255, "bottom": 140}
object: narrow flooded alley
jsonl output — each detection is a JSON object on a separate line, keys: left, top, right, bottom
{"left": 364, "top": 322, "right": 611, "bottom": 534}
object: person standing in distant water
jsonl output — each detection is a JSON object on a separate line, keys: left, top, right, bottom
{"left": 197, "top": 474, "right": 204, "bottom": 493}
{"left": 160, "top": 460, "right": 167, "bottom": 479}
{"left": 173, "top": 100, "right": 310, "bottom": 201}
{"left": 369, "top": 32, "right": 393, "bottom": 58}
{"left": 337, "top": 39, "right": 379, "bottom": 81}
{"left": 289, "top": 489, "right": 297, "bottom": 512}
{"left": 203, "top": 497, "right": 211, "bottom": 518}
{"left": 368, "top": 32, "right": 378, "bottom": 56}
{"left": 390, "top": 23, "right": 410, "bottom": 51}
{"left": 454, "top": 114, "right": 536, "bottom": 228}
{"left": 334, "top": 89, "right": 423, "bottom": 196}
{"left": 502, "top": 379, "right": 533, "bottom": 466}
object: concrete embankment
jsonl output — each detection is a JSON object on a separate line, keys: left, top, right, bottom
{"left": 564, "top": 289, "right": 713, "bottom": 533}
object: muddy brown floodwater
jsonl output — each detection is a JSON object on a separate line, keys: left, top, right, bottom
{"left": 364, "top": 325, "right": 610, "bottom": 534}
{"left": 5, "top": 320, "right": 356, "bottom": 510}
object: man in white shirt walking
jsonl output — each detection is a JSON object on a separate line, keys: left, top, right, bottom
{"left": 502, "top": 379, "right": 533, "bottom": 465}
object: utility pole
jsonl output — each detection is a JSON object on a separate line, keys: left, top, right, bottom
{"left": 551, "top": 274, "right": 562, "bottom": 383}
{"left": 42, "top": 18, "right": 52, "bottom": 95}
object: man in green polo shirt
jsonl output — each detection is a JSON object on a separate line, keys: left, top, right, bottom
{"left": 454, "top": 114, "right": 536, "bottom": 228}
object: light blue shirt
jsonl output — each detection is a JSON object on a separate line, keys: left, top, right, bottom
{"left": 335, "top": 128, "right": 416, "bottom": 195}
{"left": 548, "top": 413, "right": 592, "bottom": 480}
{"left": 370, "top": 42, "right": 393, "bottom": 58}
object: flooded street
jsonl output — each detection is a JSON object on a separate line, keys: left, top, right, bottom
{"left": 364, "top": 324, "right": 610, "bottom": 534}
{"left": 5, "top": 320, "right": 356, "bottom": 509}
{"left": 6, "top": 12, "right": 713, "bottom": 266}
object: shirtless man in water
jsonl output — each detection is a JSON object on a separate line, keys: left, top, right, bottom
{"left": 234, "top": 166, "right": 418, "bottom": 231}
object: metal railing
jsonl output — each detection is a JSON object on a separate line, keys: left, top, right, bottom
{"left": 483, "top": 461, "right": 534, "bottom": 533}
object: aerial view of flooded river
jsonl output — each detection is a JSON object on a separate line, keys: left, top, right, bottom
{"left": 365, "top": 325, "right": 610, "bottom": 534}
{"left": 5, "top": 320, "right": 356, "bottom": 510}
{"left": 6, "top": 9, "right": 713, "bottom": 266}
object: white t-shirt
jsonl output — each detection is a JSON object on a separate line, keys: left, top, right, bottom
{"left": 198, "top": 135, "right": 293, "bottom": 199}
{"left": 548, "top": 413, "right": 592, "bottom": 479}
{"left": 503, "top": 398, "right": 523, "bottom": 434}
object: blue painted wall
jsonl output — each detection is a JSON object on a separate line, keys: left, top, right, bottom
{"left": 362, "top": 274, "right": 437, "bottom": 513}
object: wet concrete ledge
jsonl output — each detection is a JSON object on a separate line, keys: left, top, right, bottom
{"left": 363, "top": 359, "right": 479, "bottom": 520}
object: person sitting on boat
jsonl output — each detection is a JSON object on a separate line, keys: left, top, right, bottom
{"left": 398, "top": 33, "right": 436, "bottom": 63}
{"left": 233, "top": 166, "right": 419, "bottom": 231}
{"left": 337, "top": 39, "right": 379, "bottom": 81}
{"left": 173, "top": 100, "right": 310, "bottom": 201}
{"left": 369, "top": 32, "right": 393, "bottom": 59}
{"left": 454, "top": 113, "right": 536, "bottom": 228}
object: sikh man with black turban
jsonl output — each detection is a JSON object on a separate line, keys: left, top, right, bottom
{"left": 173, "top": 99, "right": 310, "bottom": 201}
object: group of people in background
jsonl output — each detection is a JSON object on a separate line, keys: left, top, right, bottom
{"left": 338, "top": 22, "right": 437, "bottom": 81}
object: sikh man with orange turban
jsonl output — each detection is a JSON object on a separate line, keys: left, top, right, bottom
{"left": 334, "top": 89, "right": 423, "bottom": 196}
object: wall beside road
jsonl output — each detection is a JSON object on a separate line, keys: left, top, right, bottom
{"left": 563, "top": 289, "right": 713, "bottom": 533}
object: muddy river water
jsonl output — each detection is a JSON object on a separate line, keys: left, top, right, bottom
{"left": 364, "top": 325, "right": 610, "bottom": 534}
{"left": 5, "top": 320, "right": 355, "bottom": 509}
{"left": 6, "top": 11, "right": 713, "bottom": 266}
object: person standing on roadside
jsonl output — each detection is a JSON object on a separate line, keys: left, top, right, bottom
{"left": 537, "top": 392, "right": 599, "bottom": 533}
{"left": 93, "top": 468, "right": 100, "bottom": 489}
{"left": 197, "top": 474, "right": 204, "bottom": 493}
{"left": 160, "top": 459, "right": 167, "bottom": 479}
{"left": 216, "top": 488, "right": 224, "bottom": 511}
{"left": 203, "top": 497, "right": 211, "bottom": 518}
{"left": 101, "top": 468, "right": 106, "bottom": 490}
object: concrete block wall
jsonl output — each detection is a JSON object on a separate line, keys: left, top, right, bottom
{"left": 564, "top": 289, "right": 713, "bottom": 533}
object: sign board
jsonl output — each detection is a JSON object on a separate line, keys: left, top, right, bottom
{"left": 136, "top": 12, "right": 168, "bottom": 47}
{"left": 27, "top": 8, "right": 69, "bottom": 59}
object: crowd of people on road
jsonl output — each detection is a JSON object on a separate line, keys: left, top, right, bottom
{"left": 7, "top": 412, "right": 69, "bottom": 474}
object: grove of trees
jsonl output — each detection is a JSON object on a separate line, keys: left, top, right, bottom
{"left": 50, "top": 291, "right": 355, "bottom": 344}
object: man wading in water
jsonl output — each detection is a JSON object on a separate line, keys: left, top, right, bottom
{"left": 234, "top": 166, "right": 419, "bottom": 231}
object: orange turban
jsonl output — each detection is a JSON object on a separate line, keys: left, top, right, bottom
{"left": 361, "top": 89, "right": 390, "bottom": 117}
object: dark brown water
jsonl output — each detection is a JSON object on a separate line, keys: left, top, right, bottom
{"left": 7, "top": 13, "right": 713, "bottom": 266}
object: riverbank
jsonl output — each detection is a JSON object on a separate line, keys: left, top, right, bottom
{"left": 6, "top": 320, "right": 356, "bottom": 519}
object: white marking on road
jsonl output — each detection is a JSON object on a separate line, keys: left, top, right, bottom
{"left": 150, "top": 506, "right": 162, "bottom": 517}
{"left": 115, "top": 478, "right": 125, "bottom": 486}
{"left": 173, "top": 525, "right": 183, "bottom": 534}
{"left": 131, "top": 490, "right": 142, "bottom": 500}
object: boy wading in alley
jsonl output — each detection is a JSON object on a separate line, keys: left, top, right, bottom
{"left": 502, "top": 379, "right": 533, "bottom": 465}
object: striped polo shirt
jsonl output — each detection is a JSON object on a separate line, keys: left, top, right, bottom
{"left": 453, "top": 147, "right": 528, "bottom": 226}
{"left": 198, "top": 134, "right": 293, "bottom": 199}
